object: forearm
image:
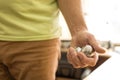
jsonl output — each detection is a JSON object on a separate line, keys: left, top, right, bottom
{"left": 57, "top": 0, "right": 88, "bottom": 36}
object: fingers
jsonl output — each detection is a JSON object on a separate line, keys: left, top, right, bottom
{"left": 67, "top": 47, "right": 83, "bottom": 68}
{"left": 88, "top": 52, "right": 99, "bottom": 66}
{"left": 88, "top": 35, "right": 106, "bottom": 53}
{"left": 67, "top": 47, "right": 99, "bottom": 68}
{"left": 77, "top": 52, "right": 98, "bottom": 67}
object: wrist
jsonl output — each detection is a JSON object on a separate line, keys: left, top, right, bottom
{"left": 70, "top": 26, "right": 88, "bottom": 37}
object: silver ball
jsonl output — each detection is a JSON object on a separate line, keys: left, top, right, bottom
{"left": 81, "top": 45, "right": 93, "bottom": 57}
{"left": 75, "top": 47, "right": 82, "bottom": 52}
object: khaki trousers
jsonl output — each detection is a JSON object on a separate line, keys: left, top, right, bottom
{"left": 0, "top": 38, "right": 61, "bottom": 80}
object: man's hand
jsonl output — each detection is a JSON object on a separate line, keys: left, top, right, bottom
{"left": 67, "top": 30, "right": 106, "bottom": 68}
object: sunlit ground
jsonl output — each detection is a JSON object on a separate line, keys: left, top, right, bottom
{"left": 83, "top": 52, "right": 120, "bottom": 80}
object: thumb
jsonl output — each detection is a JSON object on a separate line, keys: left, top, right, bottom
{"left": 88, "top": 37, "right": 106, "bottom": 53}
{"left": 94, "top": 45, "right": 106, "bottom": 53}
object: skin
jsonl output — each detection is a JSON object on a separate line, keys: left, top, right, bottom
{"left": 58, "top": 0, "right": 106, "bottom": 68}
